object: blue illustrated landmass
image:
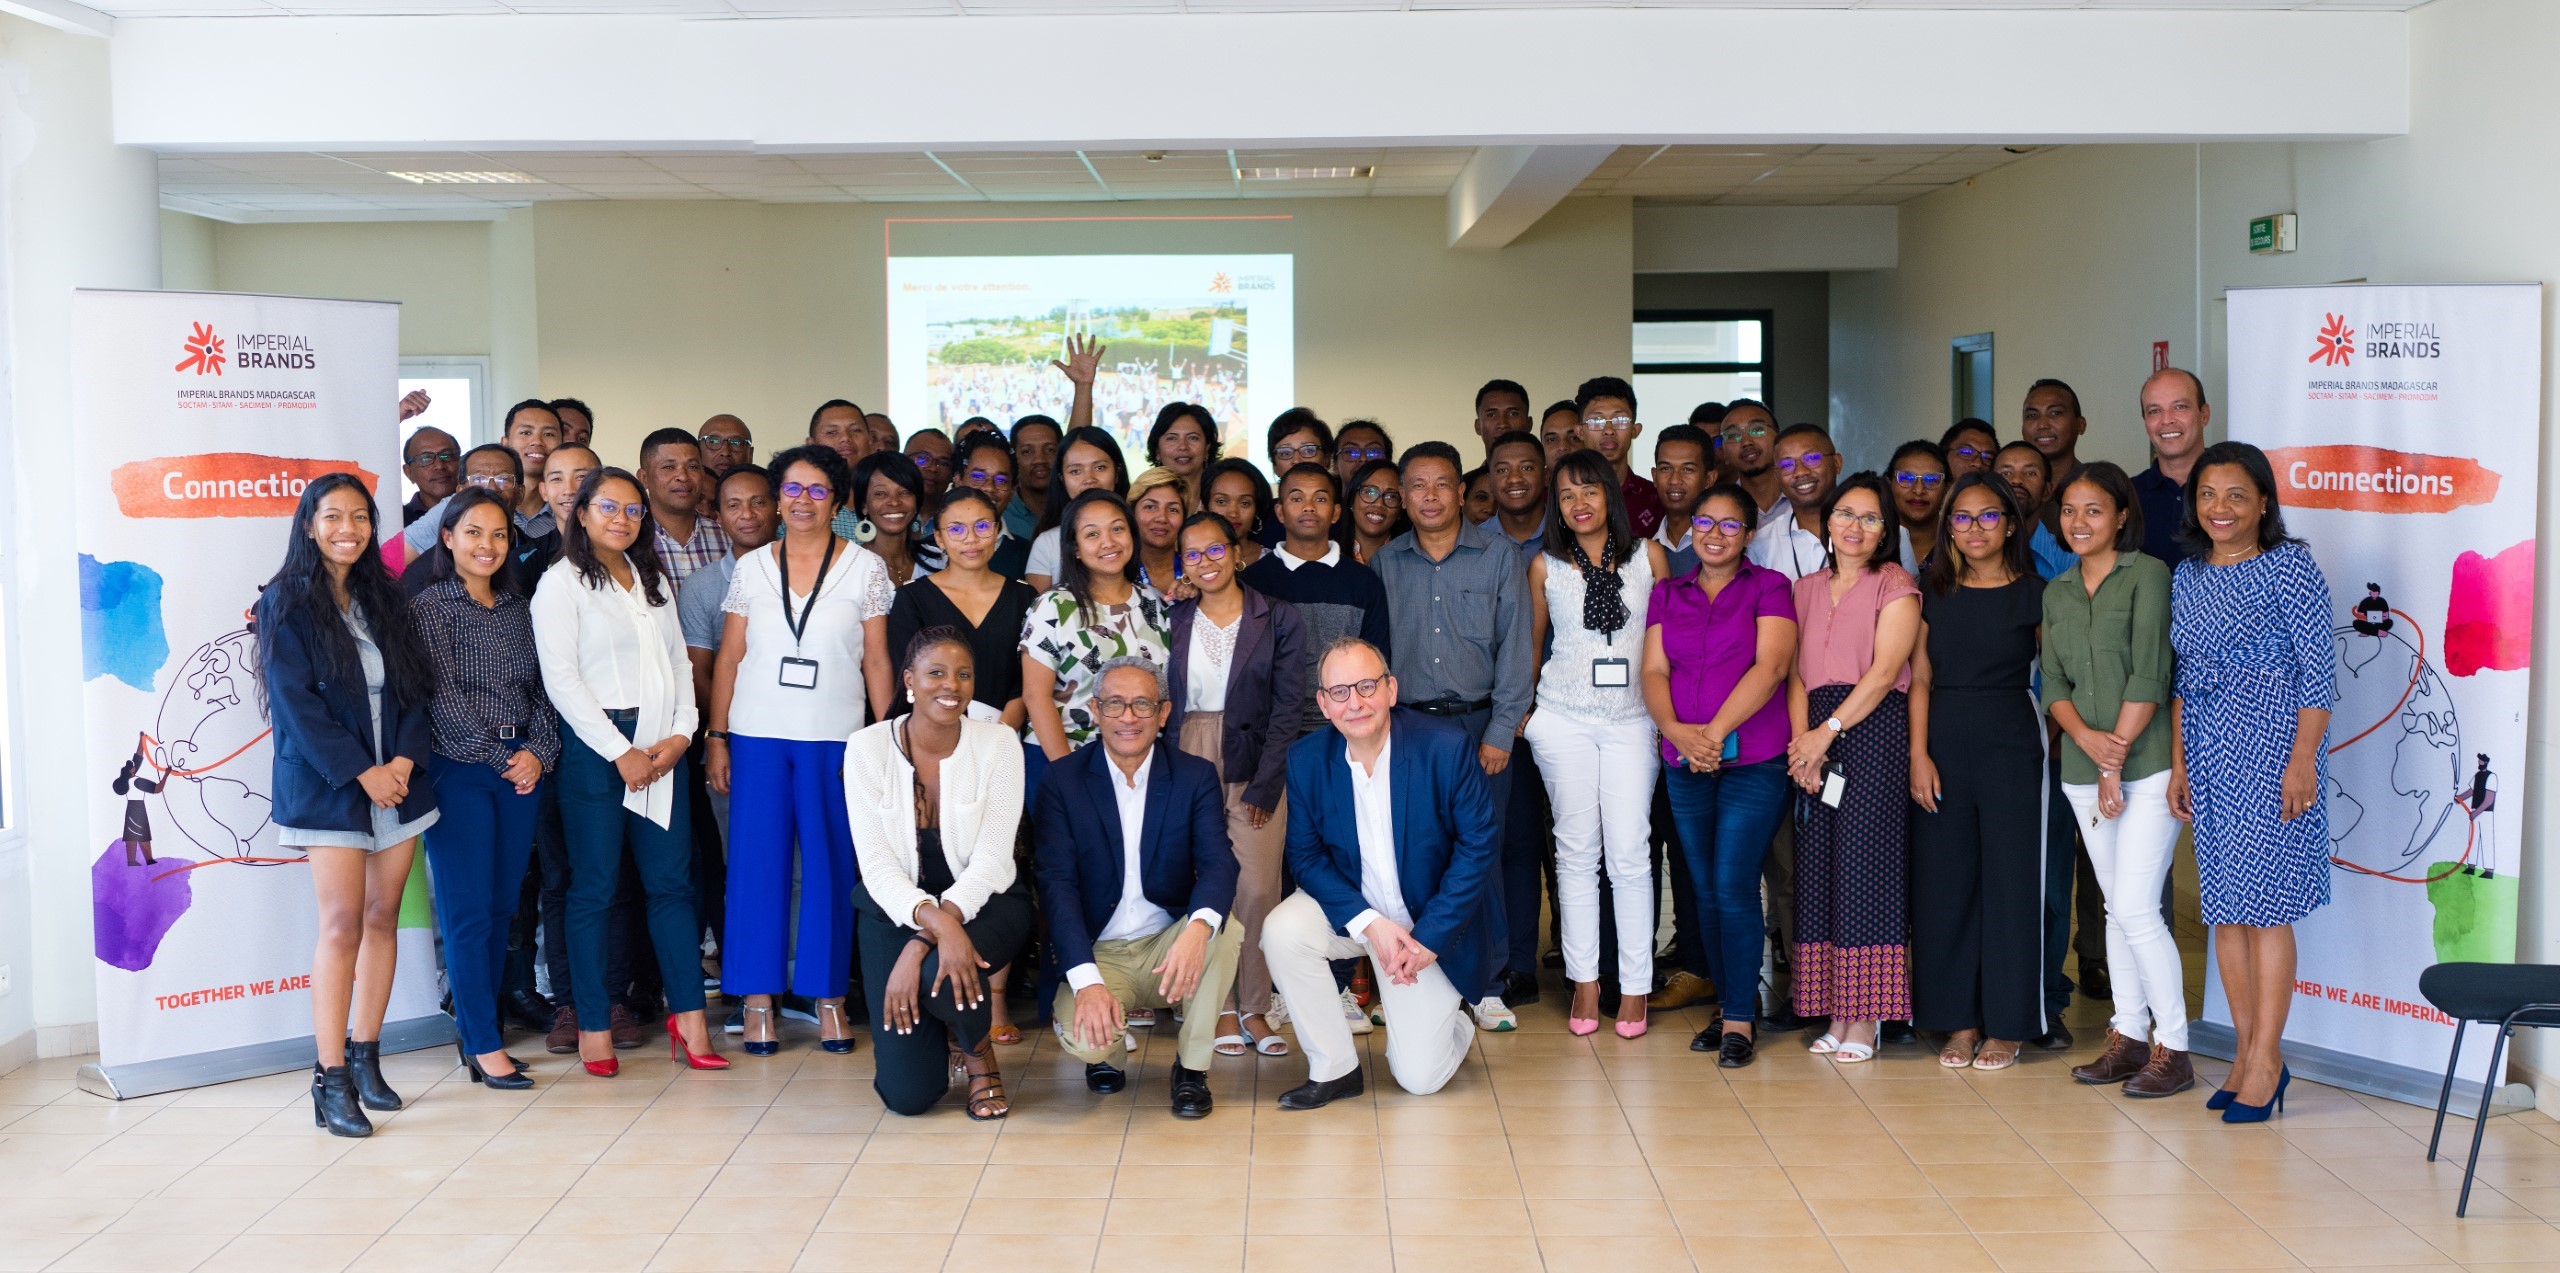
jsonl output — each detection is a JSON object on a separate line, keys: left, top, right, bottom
{"left": 81, "top": 555, "right": 169, "bottom": 691}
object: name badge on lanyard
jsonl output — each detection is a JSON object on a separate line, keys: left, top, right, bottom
{"left": 774, "top": 537, "right": 839, "bottom": 692}
{"left": 1591, "top": 657, "right": 1630, "bottom": 688}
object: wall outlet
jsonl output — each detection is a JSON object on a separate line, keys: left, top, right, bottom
{"left": 0, "top": 965, "right": 11, "bottom": 996}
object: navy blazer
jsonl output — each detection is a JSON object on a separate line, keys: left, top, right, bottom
{"left": 255, "top": 590, "right": 437, "bottom": 834}
{"left": 1163, "top": 585, "right": 1311, "bottom": 812}
{"left": 1282, "top": 709, "right": 1501, "bottom": 1001}
{"left": 1032, "top": 740, "right": 1237, "bottom": 976}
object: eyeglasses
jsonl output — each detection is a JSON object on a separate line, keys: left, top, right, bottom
{"left": 1828, "top": 510, "right": 1885, "bottom": 532}
{"left": 591, "top": 497, "right": 647, "bottom": 523}
{"left": 1946, "top": 509, "right": 2006, "bottom": 530}
{"left": 464, "top": 473, "right": 518, "bottom": 490}
{"left": 1718, "top": 424, "right": 1773, "bottom": 443}
{"left": 1340, "top": 445, "right": 1387, "bottom": 464}
{"left": 1355, "top": 485, "right": 1401, "bottom": 506}
{"left": 940, "top": 518, "right": 997, "bottom": 540}
{"left": 698, "top": 435, "right": 747, "bottom": 451}
{"left": 1775, "top": 453, "right": 1832, "bottom": 473}
{"left": 405, "top": 450, "right": 458, "bottom": 467}
{"left": 1272, "top": 443, "right": 1329, "bottom": 464}
{"left": 1691, "top": 515, "right": 1749, "bottom": 537}
{"left": 1948, "top": 444, "right": 1991, "bottom": 462}
{"left": 1093, "top": 695, "right": 1163, "bottom": 719}
{"left": 911, "top": 453, "right": 949, "bottom": 471}
{"left": 1316, "top": 677, "right": 1386, "bottom": 703}
{"left": 965, "top": 469, "right": 1013, "bottom": 490}
{"left": 1893, "top": 471, "right": 1946, "bottom": 491}
{"left": 779, "top": 481, "right": 833, "bottom": 502}
{"left": 1181, "top": 543, "right": 1230, "bottom": 565}
{"left": 1581, "top": 415, "right": 1635, "bottom": 433}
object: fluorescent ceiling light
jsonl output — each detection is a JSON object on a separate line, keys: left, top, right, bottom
{"left": 383, "top": 170, "right": 545, "bottom": 185}
{"left": 1237, "top": 166, "right": 1375, "bottom": 180}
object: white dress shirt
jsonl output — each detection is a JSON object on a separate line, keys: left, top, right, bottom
{"left": 1343, "top": 734, "right": 1412, "bottom": 941}
{"left": 1275, "top": 540, "right": 1343, "bottom": 571}
{"left": 1065, "top": 753, "right": 1221, "bottom": 992}
{"left": 1183, "top": 611, "right": 1238, "bottom": 713}
{"left": 531, "top": 558, "right": 699, "bottom": 829}
{"left": 1747, "top": 511, "right": 1826, "bottom": 582}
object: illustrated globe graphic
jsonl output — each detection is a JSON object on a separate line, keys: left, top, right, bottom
{"left": 149, "top": 628, "right": 275, "bottom": 860}
{"left": 2323, "top": 619, "right": 2463, "bottom": 879}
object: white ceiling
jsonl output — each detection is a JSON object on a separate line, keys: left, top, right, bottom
{"left": 156, "top": 143, "right": 2049, "bottom": 219}
{"left": 92, "top": 0, "right": 2433, "bottom": 19}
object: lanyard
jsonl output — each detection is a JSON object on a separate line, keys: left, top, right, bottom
{"left": 776, "top": 537, "right": 840, "bottom": 650}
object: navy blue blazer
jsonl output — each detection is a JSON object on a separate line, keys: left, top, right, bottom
{"left": 1163, "top": 585, "right": 1310, "bottom": 812}
{"left": 255, "top": 590, "right": 437, "bottom": 834}
{"left": 1282, "top": 709, "right": 1501, "bottom": 1001}
{"left": 1032, "top": 740, "right": 1237, "bottom": 976}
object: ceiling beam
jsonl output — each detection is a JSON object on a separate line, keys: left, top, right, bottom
{"left": 1446, "top": 144, "right": 1613, "bottom": 251}
{"left": 2, "top": 0, "right": 112, "bottom": 37}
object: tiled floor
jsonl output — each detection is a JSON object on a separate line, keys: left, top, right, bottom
{"left": 3, "top": 987, "right": 2557, "bottom": 1273}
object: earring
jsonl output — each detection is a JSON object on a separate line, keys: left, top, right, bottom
{"left": 854, "top": 518, "right": 877, "bottom": 544}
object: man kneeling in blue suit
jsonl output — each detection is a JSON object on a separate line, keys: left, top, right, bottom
{"left": 1033, "top": 657, "right": 1244, "bottom": 1119}
{"left": 1264, "top": 636, "right": 1503, "bottom": 1109}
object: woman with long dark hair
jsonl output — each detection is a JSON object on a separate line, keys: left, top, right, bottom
{"left": 255, "top": 474, "right": 440, "bottom": 1136}
{"left": 412, "top": 487, "right": 560, "bottom": 1091}
{"left": 1200, "top": 459, "right": 1274, "bottom": 570}
{"left": 888, "top": 486, "right": 1037, "bottom": 731}
{"left": 530, "top": 468, "right": 727, "bottom": 1077}
{"left": 1907, "top": 472, "right": 2045, "bottom": 1070}
{"left": 1023, "top": 425, "right": 1130, "bottom": 592}
{"left": 1888, "top": 440, "right": 1952, "bottom": 573}
{"left": 1021, "top": 489, "right": 1172, "bottom": 789}
{"left": 1337, "top": 457, "right": 1405, "bottom": 566}
{"left": 2168, "top": 441, "right": 2333, "bottom": 1122}
{"left": 1147, "top": 402, "right": 1220, "bottom": 490}
{"left": 852, "top": 449, "right": 940, "bottom": 587}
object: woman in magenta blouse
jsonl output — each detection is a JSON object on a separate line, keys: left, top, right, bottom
{"left": 1641, "top": 484, "right": 1799, "bottom": 1069}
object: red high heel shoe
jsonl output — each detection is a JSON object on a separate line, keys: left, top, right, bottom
{"left": 667, "top": 1014, "right": 730, "bottom": 1070}
{"left": 582, "top": 1056, "right": 619, "bottom": 1078}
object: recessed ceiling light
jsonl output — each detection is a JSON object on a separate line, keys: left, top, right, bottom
{"left": 1238, "top": 166, "right": 1375, "bottom": 180}
{"left": 383, "top": 170, "right": 545, "bottom": 185}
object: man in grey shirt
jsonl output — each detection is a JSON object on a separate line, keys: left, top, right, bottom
{"left": 680, "top": 465, "right": 778, "bottom": 840}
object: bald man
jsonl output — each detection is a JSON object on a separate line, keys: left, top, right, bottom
{"left": 401, "top": 427, "right": 461, "bottom": 526}
{"left": 698, "top": 413, "right": 754, "bottom": 476}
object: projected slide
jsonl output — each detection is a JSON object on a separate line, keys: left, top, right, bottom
{"left": 886, "top": 254, "right": 1294, "bottom": 470}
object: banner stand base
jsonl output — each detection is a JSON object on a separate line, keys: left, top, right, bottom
{"left": 73, "top": 1014, "right": 458, "bottom": 1101}
{"left": 2188, "top": 1021, "right": 2537, "bottom": 1117}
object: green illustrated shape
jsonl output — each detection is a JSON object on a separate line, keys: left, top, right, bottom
{"left": 2424, "top": 863, "right": 2519, "bottom": 964}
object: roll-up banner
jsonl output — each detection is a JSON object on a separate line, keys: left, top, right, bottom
{"left": 71, "top": 289, "right": 451, "bottom": 1099}
{"left": 2214, "top": 283, "right": 2541, "bottom": 1108}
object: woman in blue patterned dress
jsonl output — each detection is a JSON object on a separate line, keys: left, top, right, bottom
{"left": 2166, "top": 442, "right": 2334, "bottom": 1124}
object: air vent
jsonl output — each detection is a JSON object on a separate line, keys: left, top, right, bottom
{"left": 383, "top": 171, "right": 545, "bottom": 185}
{"left": 1237, "top": 166, "right": 1375, "bottom": 181}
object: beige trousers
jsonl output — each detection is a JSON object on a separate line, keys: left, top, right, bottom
{"left": 1175, "top": 711, "right": 1288, "bottom": 1017}
{"left": 1049, "top": 918, "right": 1246, "bottom": 1071}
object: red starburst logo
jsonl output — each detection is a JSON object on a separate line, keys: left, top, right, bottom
{"left": 1208, "top": 273, "right": 1232, "bottom": 294}
{"left": 2309, "top": 312, "right": 2355, "bottom": 367}
{"left": 176, "top": 322, "right": 226, "bottom": 376}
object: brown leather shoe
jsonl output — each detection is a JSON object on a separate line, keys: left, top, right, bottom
{"left": 545, "top": 1005, "right": 579, "bottom": 1055}
{"left": 2068, "top": 1028, "right": 2152, "bottom": 1085}
{"left": 1648, "top": 971, "right": 1715, "bottom": 1012}
{"left": 608, "top": 1003, "right": 646, "bottom": 1050}
{"left": 2121, "top": 1044, "right": 2195, "bottom": 1098}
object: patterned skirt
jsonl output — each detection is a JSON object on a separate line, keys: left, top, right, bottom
{"left": 1793, "top": 685, "right": 1912, "bottom": 1022}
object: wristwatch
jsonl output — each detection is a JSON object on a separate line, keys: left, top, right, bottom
{"left": 1824, "top": 716, "right": 1844, "bottom": 734}
{"left": 705, "top": 729, "right": 731, "bottom": 742}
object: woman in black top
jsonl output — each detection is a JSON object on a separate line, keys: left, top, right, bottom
{"left": 886, "top": 487, "right": 1035, "bottom": 729}
{"left": 412, "top": 489, "right": 562, "bottom": 1091}
{"left": 1907, "top": 472, "right": 2047, "bottom": 1070}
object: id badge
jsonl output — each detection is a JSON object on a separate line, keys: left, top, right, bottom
{"left": 777, "top": 656, "right": 820, "bottom": 690}
{"left": 1819, "top": 761, "right": 1848, "bottom": 809}
{"left": 1591, "top": 657, "right": 1631, "bottom": 688}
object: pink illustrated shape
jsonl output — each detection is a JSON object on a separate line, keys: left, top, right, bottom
{"left": 2445, "top": 540, "right": 2534, "bottom": 677}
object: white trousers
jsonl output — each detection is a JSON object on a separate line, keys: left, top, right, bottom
{"left": 2062, "top": 772, "right": 2190, "bottom": 1052}
{"left": 1527, "top": 711, "right": 1660, "bottom": 995}
{"left": 1261, "top": 891, "right": 1474, "bottom": 1092}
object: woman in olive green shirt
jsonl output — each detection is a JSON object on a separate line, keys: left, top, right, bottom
{"left": 2041, "top": 462, "right": 2192, "bottom": 1099}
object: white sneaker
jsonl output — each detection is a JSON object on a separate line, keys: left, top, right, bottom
{"left": 1340, "top": 989, "right": 1375, "bottom": 1035}
{"left": 1266, "top": 995, "right": 1291, "bottom": 1028}
{"left": 1470, "top": 996, "right": 1517, "bottom": 1032}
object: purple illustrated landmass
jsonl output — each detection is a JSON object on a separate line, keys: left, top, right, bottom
{"left": 93, "top": 842, "right": 193, "bottom": 971}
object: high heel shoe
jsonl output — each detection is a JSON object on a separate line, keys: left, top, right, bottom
{"left": 816, "top": 1001, "right": 856, "bottom": 1055}
{"left": 2221, "top": 1065, "right": 2290, "bottom": 1123}
{"left": 741, "top": 1004, "right": 779, "bottom": 1057}
{"left": 456, "top": 1041, "right": 534, "bottom": 1091}
{"left": 343, "top": 1039, "right": 403, "bottom": 1112}
{"left": 667, "top": 1014, "right": 731, "bottom": 1070}
{"left": 1614, "top": 1013, "right": 1649, "bottom": 1040}
{"left": 2206, "top": 1088, "right": 2237, "bottom": 1111}
{"left": 312, "top": 1064, "right": 373, "bottom": 1138}
{"left": 581, "top": 1056, "right": 619, "bottom": 1078}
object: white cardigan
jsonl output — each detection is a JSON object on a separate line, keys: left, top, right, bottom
{"left": 844, "top": 716, "right": 1023, "bottom": 927}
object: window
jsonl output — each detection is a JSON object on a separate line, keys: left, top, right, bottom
{"left": 397, "top": 357, "right": 490, "bottom": 505}
{"left": 1632, "top": 312, "right": 1770, "bottom": 434}
{"left": 1951, "top": 332, "right": 1995, "bottom": 427}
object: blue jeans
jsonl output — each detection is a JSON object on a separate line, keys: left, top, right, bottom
{"left": 558, "top": 720, "right": 707, "bottom": 1026}
{"left": 423, "top": 758, "right": 540, "bottom": 1056}
{"left": 1662, "top": 757, "right": 1792, "bottom": 1025}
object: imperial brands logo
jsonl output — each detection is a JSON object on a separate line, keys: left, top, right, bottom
{"left": 2308, "top": 312, "right": 2444, "bottom": 368}
{"left": 178, "top": 323, "right": 319, "bottom": 374}
{"left": 1208, "top": 273, "right": 1233, "bottom": 294}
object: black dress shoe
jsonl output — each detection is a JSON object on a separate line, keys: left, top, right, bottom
{"left": 1717, "top": 1032, "right": 1757, "bottom": 1069}
{"left": 2081, "top": 966, "right": 2114, "bottom": 1002}
{"left": 1169, "top": 1065, "right": 1213, "bottom": 1119}
{"left": 1879, "top": 1021, "right": 1917, "bottom": 1046}
{"left": 501, "top": 989, "right": 556, "bottom": 1034}
{"left": 1689, "top": 1024, "right": 1721, "bottom": 1052}
{"left": 1277, "top": 1070, "right": 1364, "bottom": 1110}
{"left": 1085, "top": 1062, "right": 1126, "bottom": 1095}
{"left": 2031, "top": 1022, "right": 2076, "bottom": 1051}
{"left": 1499, "top": 970, "right": 1541, "bottom": 1008}
{"left": 456, "top": 1042, "right": 535, "bottom": 1091}
{"left": 1759, "top": 1005, "right": 1807, "bottom": 1034}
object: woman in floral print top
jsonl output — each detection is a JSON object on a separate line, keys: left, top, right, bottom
{"left": 1021, "top": 490, "right": 1170, "bottom": 773}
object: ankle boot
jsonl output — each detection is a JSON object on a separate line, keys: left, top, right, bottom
{"left": 2068, "top": 1028, "right": 2152, "bottom": 1085}
{"left": 2122, "top": 1044, "right": 2196, "bottom": 1098}
{"left": 343, "top": 1039, "right": 404, "bottom": 1112}
{"left": 312, "top": 1064, "right": 373, "bottom": 1138}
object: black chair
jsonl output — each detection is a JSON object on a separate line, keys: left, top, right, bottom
{"left": 2417, "top": 961, "right": 2560, "bottom": 1216}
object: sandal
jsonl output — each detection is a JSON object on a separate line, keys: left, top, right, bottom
{"left": 1213, "top": 1012, "right": 1249, "bottom": 1058}
{"left": 816, "top": 1000, "right": 856, "bottom": 1055}
{"left": 1972, "top": 1040, "right": 2021, "bottom": 1071}
{"left": 1833, "top": 1040, "right": 1876, "bottom": 1064}
{"left": 961, "top": 1041, "right": 1009, "bottom": 1120}
{"left": 1808, "top": 1032, "right": 1842, "bottom": 1055}
{"left": 988, "top": 1020, "right": 1022, "bottom": 1047}
{"left": 1939, "top": 1028, "right": 1982, "bottom": 1069}
{"left": 1244, "top": 1014, "right": 1289, "bottom": 1057}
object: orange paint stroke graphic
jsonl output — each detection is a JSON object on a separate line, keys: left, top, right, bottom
{"left": 112, "top": 454, "right": 379, "bottom": 519}
{"left": 2265, "top": 445, "right": 2498, "bottom": 515}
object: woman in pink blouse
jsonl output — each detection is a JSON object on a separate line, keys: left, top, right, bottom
{"left": 1784, "top": 472, "right": 1922, "bottom": 1063}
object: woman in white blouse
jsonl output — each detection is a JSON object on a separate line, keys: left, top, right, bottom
{"left": 530, "top": 468, "right": 727, "bottom": 1077}
{"left": 844, "top": 629, "right": 1031, "bottom": 1118}
{"left": 705, "top": 445, "right": 895, "bottom": 1057}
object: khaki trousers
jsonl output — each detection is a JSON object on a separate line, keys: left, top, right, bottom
{"left": 1176, "top": 712, "right": 1288, "bottom": 1016}
{"left": 1050, "top": 918, "right": 1246, "bottom": 1071}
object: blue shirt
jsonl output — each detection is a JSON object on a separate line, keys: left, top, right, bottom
{"left": 2131, "top": 463, "right": 2189, "bottom": 567}
{"left": 2029, "top": 522, "right": 2075, "bottom": 582}
{"left": 1477, "top": 513, "right": 1546, "bottom": 569}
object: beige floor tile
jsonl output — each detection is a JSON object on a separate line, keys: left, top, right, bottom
{"left": 1390, "top": 1234, "right": 1546, "bottom": 1273}
{"left": 1807, "top": 1194, "right": 1967, "bottom": 1236}
{"left": 1922, "top": 1161, "right": 2078, "bottom": 1197}
{"left": 2053, "top": 1157, "right": 2219, "bottom": 1194}
{"left": 197, "top": 1232, "right": 375, "bottom": 1272}
{"left": 1247, "top": 1193, "right": 1388, "bottom": 1236}
{"left": 1251, "top": 1160, "right": 1385, "bottom": 1197}
{"left": 1670, "top": 1198, "right": 1822, "bottom": 1238}
{"left": 815, "top": 1194, "right": 970, "bottom": 1234}
{"left": 1526, "top": 1196, "right": 1679, "bottom": 1237}
{"left": 1519, "top": 1162, "right": 1664, "bottom": 1199}
{"left": 385, "top": 1195, "right": 555, "bottom": 1235}
{"left": 2223, "top": 1190, "right": 2401, "bottom": 1228}
{"left": 428, "top": 1160, "right": 575, "bottom": 1199}
{"left": 1387, "top": 1195, "right": 1534, "bottom": 1235}
{"left": 2261, "top": 1223, "right": 2454, "bottom": 1267}
{"left": 788, "top": 1233, "right": 950, "bottom": 1272}
{"left": 1107, "top": 1162, "right": 1247, "bottom": 1198}
{"left": 0, "top": 1233, "right": 98, "bottom": 1272}
{"left": 1785, "top": 1160, "right": 1940, "bottom": 1199}
{"left": 567, "top": 1164, "right": 720, "bottom": 1198}
{"left": 1100, "top": 1193, "right": 1245, "bottom": 1235}
{"left": 1099, "top": 1233, "right": 1244, "bottom": 1269}
{"left": 2402, "top": 1220, "right": 2560, "bottom": 1263}
{"left": 46, "top": 1231, "right": 231, "bottom": 1273}
{"left": 348, "top": 1233, "right": 518, "bottom": 1273}
{"left": 2122, "top": 1224, "right": 2307, "bottom": 1270}
{"left": 673, "top": 1194, "right": 829, "bottom": 1234}
{"left": 1699, "top": 1235, "right": 1846, "bottom": 1271}
{"left": 1947, "top": 1192, "right": 2111, "bottom": 1232}
{"left": 957, "top": 1195, "right": 1107, "bottom": 1235}
{"left": 1534, "top": 1234, "right": 1700, "bottom": 1272}
{"left": 944, "top": 1233, "right": 1102, "bottom": 1272}
{"left": 1652, "top": 1164, "right": 1803, "bottom": 1201}
{"left": 1243, "top": 1234, "right": 1393, "bottom": 1273}
{"left": 2088, "top": 1190, "right": 2256, "bottom": 1230}
{"left": 248, "top": 1196, "right": 419, "bottom": 1236}
{"left": 1828, "top": 1233, "right": 2001, "bottom": 1273}
{"left": 499, "top": 1232, "right": 666, "bottom": 1271}
{"left": 533, "top": 1196, "right": 689, "bottom": 1235}
{"left": 1974, "top": 1229, "right": 2151, "bottom": 1272}
{"left": 644, "top": 1229, "right": 810, "bottom": 1271}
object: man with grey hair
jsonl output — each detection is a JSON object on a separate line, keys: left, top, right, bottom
{"left": 1031, "top": 657, "right": 1243, "bottom": 1118}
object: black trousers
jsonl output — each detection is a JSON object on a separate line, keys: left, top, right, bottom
{"left": 1500, "top": 740, "right": 1555, "bottom": 976}
{"left": 508, "top": 777, "right": 634, "bottom": 1013}
{"left": 858, "top": 894, "right": 1033, "bottom": 1116}
{"left": 1912, "top": 694, "right": 2046, "bottom": 1042}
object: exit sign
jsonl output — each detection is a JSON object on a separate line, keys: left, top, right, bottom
{"left": 2250, "top": 212, "right": 2299, "bottom": 255}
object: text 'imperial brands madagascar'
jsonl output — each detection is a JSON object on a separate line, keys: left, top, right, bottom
{"left": 2264, "top": 444, "right": 2499, "bottom": 514}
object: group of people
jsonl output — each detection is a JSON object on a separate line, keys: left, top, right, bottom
{"left": 271, "top": 350, "right": 2334, "bottom": 1138}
